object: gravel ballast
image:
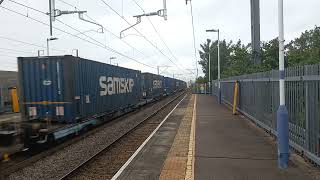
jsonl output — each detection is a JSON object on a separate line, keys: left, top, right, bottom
{"left": 7, "top": 94, "right": 183, "bottom": 180}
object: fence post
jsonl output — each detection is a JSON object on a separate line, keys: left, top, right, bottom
{"left": 305, "top": 66, "right": 310, "bottom": 151}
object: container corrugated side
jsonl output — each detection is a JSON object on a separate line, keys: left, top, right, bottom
{"left": 164, "top": 77, "right": 176, "bottom": 94}
{"left": 141, "top": 73, "right": 164, "bottom": 99}
{"left": 18, "top": 56, "right": 70, "bottom": 122}
{"left": 74, "top": 58, "right": 141, "bottom": 120}
{"left": 18, "top": 55, "right": 142, "bottom": 123}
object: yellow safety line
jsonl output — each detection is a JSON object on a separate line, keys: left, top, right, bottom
{"left": 185, "top": 94, "right": 196, "bottom": 180}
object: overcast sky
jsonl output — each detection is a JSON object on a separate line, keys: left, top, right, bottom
{"left": 0, "top": 0, "right": 319, "bottom": 81}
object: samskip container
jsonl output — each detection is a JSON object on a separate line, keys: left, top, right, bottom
{"left": 164, "top": 77, "right": 176, "bottom": 94}
{"left": 18, "top": 55, "right": 141, "bottom": 123}
{"left": 176, "top": 80, "right": 187, "bottom": 91}
{"left": 141, "top": 73, "right": 164, "bottom": 99}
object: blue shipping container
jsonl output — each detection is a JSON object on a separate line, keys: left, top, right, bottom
{"left": 175, "top": 79, "right": 187, "bottom": 91}
{"left": 141, "top": 73, "right": 164, "bottom": 99}
{"left": 164, "top": 77, "right": 176, "bottom": 95}
{"left": 18, "top": 56, "right": 141, "bottom": 123}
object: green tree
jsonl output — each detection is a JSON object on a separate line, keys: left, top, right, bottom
{"left": 223, "top": 40, "right": 252, "bottom": 77}
{"left": 195, "top": 76, "right": 206, "bottom": 83}
{"left": 197, "top": 26, "right": 320, "bottom": 80}
{"left": 198, "top": 39, "right": 232, "bottom": 81}
{"left": 287, "top": 26, "right": 320, "bottom": 66}
{"left": 261, "top": 38, "right": 279, "bottom": 70}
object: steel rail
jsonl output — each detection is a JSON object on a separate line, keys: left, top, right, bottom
{"left": 59, "top": 91, "right": 186, "bottom": 180}
{"left": 0, "top": 92, "right": 184, "bottom": 179}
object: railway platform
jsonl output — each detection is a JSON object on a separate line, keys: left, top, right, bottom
{"left": 113, "top": 94, "right": 319, "bottom": 180}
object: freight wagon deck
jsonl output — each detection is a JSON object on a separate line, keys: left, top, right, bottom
{"left": 0, "top": 113, "right": 20, "bottom": 123}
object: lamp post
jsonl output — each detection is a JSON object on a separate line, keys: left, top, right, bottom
{"left": 110, "top": 57, "right": 116, "bottom": 65}
{"left": 46, "top": 37, "right": 58, "bottom": 56}
{"left": 277, "top": 0, "right": 289, "bottom": 169}
{"left": 208, "top": 52, "right": 211, "bottom": 94}
{"left": 206, "top": 29, "right": 221, "bottom": 103}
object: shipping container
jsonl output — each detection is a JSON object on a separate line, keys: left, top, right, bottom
{"left": 176, "top": 80, "right": 187, "bottom": 91}
{"left": 18, "top": 55, "right": 142, "bottom": 124}
{"left": 0, "top": 71, "right": 18, "bottom": 113}
{"left": 164, "top": 77, "right": 176, "bottom": 95}
{"left": 141, "top": 73, "right": 164, "bottom": 99}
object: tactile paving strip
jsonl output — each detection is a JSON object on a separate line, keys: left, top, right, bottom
{"left": 159, "top": 95, "right": 195, "bottom": 180}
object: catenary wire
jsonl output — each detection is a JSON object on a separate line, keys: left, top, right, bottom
{"left": 0, "top": 3, "right": 157, "bottom": 69}
{"left": 99, "top": 0, "right": 189, "bottom": 74}
{"left": 187, "top": 0, "right": 198, "bottom": 78}
{"left": 131, "top": 0, "right": 195, "bottom": 76}
{"left": 56, "top": 0, "right": 154, "bottom": 62}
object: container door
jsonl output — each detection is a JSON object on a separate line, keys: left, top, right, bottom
{"left": 19, "top": 58, "right": 66, "bottom": 122}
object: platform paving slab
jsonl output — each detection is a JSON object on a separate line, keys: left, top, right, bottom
{"left": 195, "top": 94, "right": 316, "bottom": 180}
{"left": 159, "top": 95, "right": 194, "bottom": 180}
{"left": 116, "top": 94, "right": 192, "bottom": 180}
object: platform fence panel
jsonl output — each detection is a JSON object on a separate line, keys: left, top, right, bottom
{"left": 212, "top": 64, "right": 320, "bottom": 164}
{"left": 192, "top": 83, "right": 212, "bottom": 94}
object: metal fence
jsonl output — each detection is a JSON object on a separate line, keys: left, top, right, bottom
{"left": 212, "top": 64, "right": 320, "bottom": 164}
{"left": 192, "top": 83, "right": 212, "bottom": 94}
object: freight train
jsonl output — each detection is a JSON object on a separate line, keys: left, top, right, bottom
{"left": 12, "top": 55, "right": 187, "bottom": 148}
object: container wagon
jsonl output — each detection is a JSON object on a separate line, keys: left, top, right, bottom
{"left": 141, "top": 73, "right": 164, "bottom": 100}
{"left": 16, "top": 55, "right": 186, "bottom": 148}
{"left": 18, "top": 55, "right": 142, "bottom": 146}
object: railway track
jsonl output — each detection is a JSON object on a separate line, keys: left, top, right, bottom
{"left": 60, "top": 92, "right": 188, "bottom": 180}
{"left": 1, "top": 91, "right": 187, "bottom": 180}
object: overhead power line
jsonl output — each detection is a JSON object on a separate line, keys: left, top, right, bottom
{"left": 8, "top": 0, "right": 44, "bottom": 14}
{"left": 99, "top": 0, "right": 188, "bottom": 74}
{"left": 0, "top": 47, "right": 34, "bottom": 54}
{"left": 0, "top": 3, "right": 157, "bottom": 69}
{"left": 56, "top": 0, "right": 153, "bottom": 62}
{"left": 131, "top": 0, "right": 195, "bottom": 76}
{"left": 186, "top": 0, "right": 198, "bottom": 78}
{"left": 0, "top": 37, "right": 66, "bottom": 54}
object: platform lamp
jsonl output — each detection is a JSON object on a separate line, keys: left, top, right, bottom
{"left": 206, "top": 29, "right": 221, "bottom": 103}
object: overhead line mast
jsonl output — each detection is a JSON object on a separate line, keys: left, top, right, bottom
{"left": 250, "top": 0, "right": 261, "bottom": 65}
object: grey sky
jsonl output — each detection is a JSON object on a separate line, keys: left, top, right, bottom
{"left": 0, "top": 0, "right": 319, "bottom": 81}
